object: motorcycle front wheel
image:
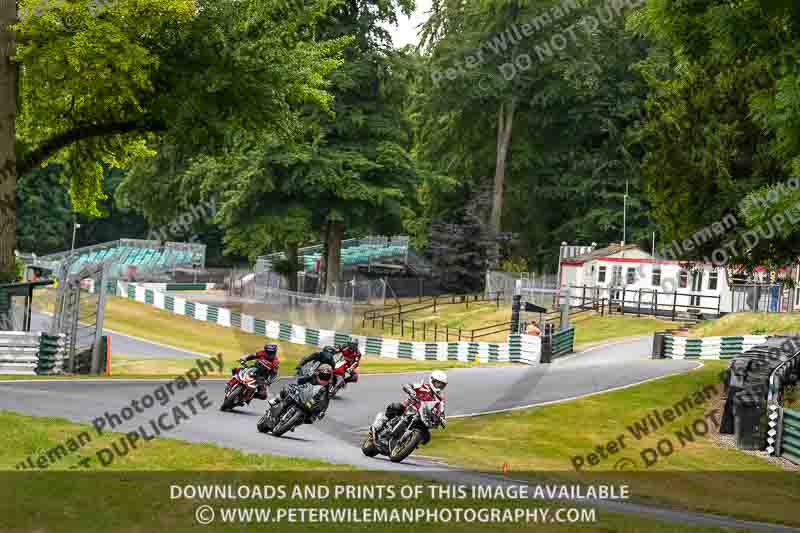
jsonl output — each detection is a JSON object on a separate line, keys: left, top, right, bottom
{"left": 361, "top": 433, "right": 378, "bottom": 457}
{"left": 271, "top": 406, "right": 304, "bottom": 437}
{"left": 389, "top": 429, "right": 423, "bottom": 463}
{"left": 220, "top": 385, "right": 242, "bottom": 411}
{"left": 330, "top": 378, "right": 344, "bottom": 399}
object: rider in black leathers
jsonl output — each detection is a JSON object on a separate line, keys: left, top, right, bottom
{"left": 269, "top": 363, "right": 334, "bottom": 422}
{"left": 295, "top": 345, "right": 338, "bottom": 374}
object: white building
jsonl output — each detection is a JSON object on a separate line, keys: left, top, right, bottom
{"left": 557, "top": 243, "right": 796, "bottom": 316}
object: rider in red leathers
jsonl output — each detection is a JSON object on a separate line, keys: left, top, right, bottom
{"left": 375, "top": 371, "right": 447, "bottom": 434}
{"left": 337, "top": 341, "right": 361, "bottom": 384}
{"left": 235, "top": 344, "right": 279, "bottom": 401}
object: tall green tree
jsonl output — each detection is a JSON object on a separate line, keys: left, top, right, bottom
{"left": 121, "top": 0, "right": 421, "bottom": 294}
{"left": 631, "top": 0, "right": 800, "bottom": 267}
{"left": 415, "top": 0, "right": 652, "bottom": 272}
{"left": 0, "top": 0, "right": 17, "bottom": 280}
{"left": 0, "top": 0, "right": 343, "bottom": 280}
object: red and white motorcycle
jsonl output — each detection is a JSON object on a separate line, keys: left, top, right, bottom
{"left": 221, "top": 366, "right": 267, "bottom": 411}
{"left": 361, "top": 386, "right": 446, "bottom": 463}
{"left": 329, "top": 356, "right": 357, "bottom": 398}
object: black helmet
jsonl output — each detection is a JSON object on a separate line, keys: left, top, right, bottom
{"left": 316, "top": 364, "right": 333, "bottom": 385}
{"left": 322, "top": 346, "right": 336, "bottom": 357}
{"left": 263, "top": 344, "right": 278, "bottom": 360}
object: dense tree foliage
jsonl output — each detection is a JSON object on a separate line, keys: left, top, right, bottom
{"left": 632, "top": 0, "right": 800, "bottom": 269}
{"left": 8, "top": 0, "right": 800, "bottom": 288}
{"left": 120, "top": 0, "right": 420, "bottom": 293}
{"left": 414, "top": 0, "right": 653, "bottom": 273}
{"left": 1, "top": 0, "right": 344, "bottom": 278}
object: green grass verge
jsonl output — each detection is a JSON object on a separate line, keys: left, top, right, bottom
{"left": 570, "top": 314, "right": 675, "bottom": 347}
{"left": 32, "top": 292, "right": 472, "bottom": 376}
{"left": 421, "top": 362, "right": 800, "bottom": 526}
{"left": 690, "top": 311, "right": 800, "bottom": 337}
{"left": 0, "top": 411, "right": 760, "bottom": 532}
{"left": 0, "top": 410, "right": 338, "bottom": 471}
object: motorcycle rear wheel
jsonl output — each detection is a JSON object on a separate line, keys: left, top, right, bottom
{"left": 389, "top": 429, "right": 423, "bottom": 463}
{"left": 220, "top": 385, "right": 242, "bottom": 411}
{"left": 271, "top": 406, "right": 304, "bottom": 437}
{"left": 361, "top": 433, "right": 378, "bottom": 457}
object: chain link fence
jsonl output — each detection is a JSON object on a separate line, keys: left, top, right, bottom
{"left": 258, "top": 286, "right": 353, "bottom": 333}
{"left": 486, "top": 271, "right": 558, "bottom": 307}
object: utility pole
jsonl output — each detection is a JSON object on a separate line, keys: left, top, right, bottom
{"left": 71, "top": 222, "right": 81, "bottom": 255}
{"left": 622, "top": 179, "right": 629, "bottom": 247}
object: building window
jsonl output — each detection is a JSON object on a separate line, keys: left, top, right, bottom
{"left": 612, "top": 265, "right": 622, "bottom": 286}
{"left": 598, "top": 266, "right": 606, "bottom": 283}
{"left": 708, "top": 271, "right": 718, "bottom": 290}
{"left": 679, "top": 270, "right": 688, "bottom": 289}
{"left": 652, "top": 267, "right": 661, "bottom": 287}
{"left": 626, "top": 267, "right": 636, "bottom": 285}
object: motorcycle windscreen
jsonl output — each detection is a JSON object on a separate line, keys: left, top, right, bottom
{"left": 295, "top": 384, "right": 325, "bottom": 408}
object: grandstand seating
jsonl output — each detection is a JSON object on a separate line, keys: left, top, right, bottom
{"left": 300, "top": 242, "right": 408, "bottom": 271}
{"left": 30, "top": 239, "right": 205, "bottom": 279}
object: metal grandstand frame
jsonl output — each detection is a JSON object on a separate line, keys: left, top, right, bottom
{"left": 26, "top": 239, "right": 206, "bottom": 281}
{"left": 50, "top": 258, "right": 109, "bottom": 374}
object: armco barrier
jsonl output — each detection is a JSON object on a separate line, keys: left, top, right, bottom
{"left": 35, "top": 333, "right": 67, "bottom": 375}
{"left": 0, "top": 332, "right": 43, "bottom": 374}
{"left": 115, "top": 282, "right": 538, "bottom": 365}
{"left": 779, "top": 409, "right": 800, "bottom": 464}
{"left": 540, "top": 327, "right": 575, "bottom": 363}
{"left": 765, "top": 341, "right": 800, "bottom": 462}
{"left": 663, "top": 334, "right": 768, "bottom": 359}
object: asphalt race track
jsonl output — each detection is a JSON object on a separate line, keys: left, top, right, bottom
{"left": 0, "top": 335, "right": 697, "bottom": 470}
{"left": 30, "top": 312, "right": 204, "bottom": 359}
{"left": 4, "top": 335, "right": 799, "bottom": 532}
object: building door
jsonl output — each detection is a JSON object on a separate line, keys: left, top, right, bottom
{"left": 690, "top": 270, "right": 703, "bottom": 307}
{"left": 611, "top": 265, "right": 623, "bottom": 302}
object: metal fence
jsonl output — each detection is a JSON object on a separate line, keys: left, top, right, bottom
{"left": 51, "top": 261, "right": 108, "bottom": 374}
{"left": 485, "top": 271, "right": 558, "bottom": 304}
{"left": 361, "top": 292, "right": 508, "bottom": 341}
{"left": 569, "top": 285, "right": 722, "bottom": 319}
{"left": 259, "top": 286, "right": 353, "bottom": 333}
{"left": 730, "top": 284, "right": 792, "bottom": 313}
{"left": 329, "top": 278, "right": 387, "bottom": 307}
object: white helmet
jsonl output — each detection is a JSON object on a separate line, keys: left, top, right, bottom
{"left": 429, "top": 370, "right": 448, "bottom": 394}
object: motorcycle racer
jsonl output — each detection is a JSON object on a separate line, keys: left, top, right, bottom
{"left": 295, "top": 345, "right": 338, "bottom": 374}
{"left": 270, "top": 363, "right": 334, "bottom": 421}
{"left": 235, "top": 344, "right": 279, "bottom": 401}
{"left": 337, "top": 341, "right": 362, "bottom": 383}
{"left": 374, "top": 370, "right": 447, "bottom": 434}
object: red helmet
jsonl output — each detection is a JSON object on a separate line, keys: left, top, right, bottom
{"left": 341, "top": 341, "right": 359, "bottom": 358}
